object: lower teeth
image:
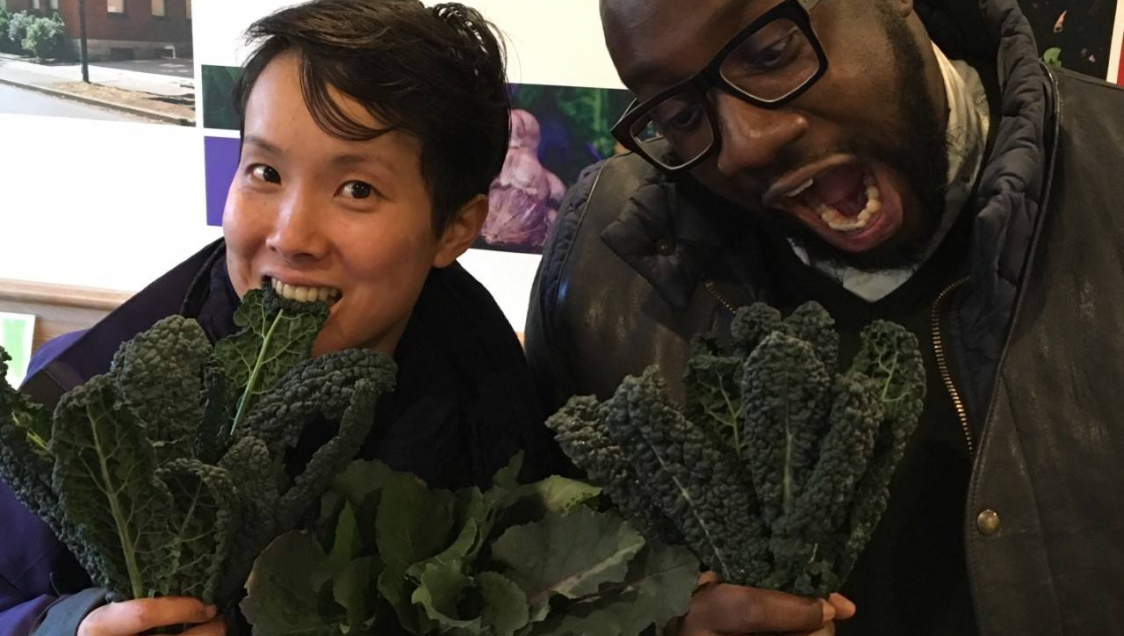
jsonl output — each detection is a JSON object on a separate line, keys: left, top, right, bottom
{"left": 818, "top": 174, "right": 882, "bottom": 232}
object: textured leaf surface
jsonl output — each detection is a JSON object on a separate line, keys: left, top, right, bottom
{"left": 51, "top": 375, "right": 173, "bottom": 600}
{"left": 110, "top": 316, "right": 211, "bottom": 462}
{"left": 158, "top": 459, "right": 239, "bottom": 602}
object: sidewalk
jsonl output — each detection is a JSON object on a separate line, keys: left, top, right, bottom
{"left": 0, "top": 54, "right": 195, "bottom": 125}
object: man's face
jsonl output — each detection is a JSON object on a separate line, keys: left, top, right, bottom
{"left": 604, "top": 0, "right": 949, "bottom": 270}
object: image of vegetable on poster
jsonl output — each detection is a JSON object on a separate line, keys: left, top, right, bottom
{"left": 1, "top": 312, "right": 36, "bottom": 388}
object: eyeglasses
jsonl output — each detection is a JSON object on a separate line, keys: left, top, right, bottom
{"left": 611, "top": 0, "right": 828, "bottom": 174}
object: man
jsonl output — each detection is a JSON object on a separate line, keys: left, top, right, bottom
{"left": 526, "top": 0, "right": 1124, "bottom": 634}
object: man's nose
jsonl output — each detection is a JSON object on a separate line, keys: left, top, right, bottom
{"left": 712, "top": 91, "right": 808, "bottom": 177}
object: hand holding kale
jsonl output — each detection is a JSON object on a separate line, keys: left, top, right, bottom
{"left": 547, "top": 301, "right": 925, "bottom": 597}
{"left": 0, "top": 284, "right": 397, "bottom": 607}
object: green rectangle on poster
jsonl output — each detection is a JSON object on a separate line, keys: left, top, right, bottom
{"left": 1, "top": 312, "right": 36, "bottom": 387}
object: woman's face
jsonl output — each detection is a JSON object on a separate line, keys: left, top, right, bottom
{"left": 224, "top": 52, "right": 478, "bottom": 357}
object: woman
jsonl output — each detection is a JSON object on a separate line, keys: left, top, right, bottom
{"left": 0, "top": 1, "right": 562, "bottom": 634}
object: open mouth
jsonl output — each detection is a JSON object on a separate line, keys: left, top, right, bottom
{"left": 266, "top": 277, "right": 342, "bottom": 306}
{"left": 769, "top": 160, "right": 903, "bottom": 254}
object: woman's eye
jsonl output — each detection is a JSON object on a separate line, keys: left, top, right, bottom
{"left": 341, "top": 181, "right": 375, "bottom": 200}
{"left": 251, "top": 165, "right": 281, "bottom": 184}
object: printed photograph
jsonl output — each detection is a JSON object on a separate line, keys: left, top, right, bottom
{"left": 478, "top": 84, "right": 632, "bottom": 254}
{"left": 1024, "top": 0, "right": 1120, "bottom": 79}
{"left": 0, "top": 0, "right": 195, "bottom": 125}
{"left": 202, "top": 64, "right": 632, "bottom": 255}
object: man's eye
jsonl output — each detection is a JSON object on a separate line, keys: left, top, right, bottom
{"left": 668, "top": 105, "right": 705, "bottom": 130}
{"left": 251, "top": 164, "right": 281, "bottom": 184}
{"left": 341, "top": 181, "right": 375, "bottom": 200}
{"left": 744, "top": 31, "right": 799, "bottom": 70}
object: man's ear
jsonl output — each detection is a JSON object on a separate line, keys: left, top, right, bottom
{"left": 892, "top": 0, "right": 914, "bottom": 18}
{"left": 433, "top": 194, "right": 489, "bottom": 268}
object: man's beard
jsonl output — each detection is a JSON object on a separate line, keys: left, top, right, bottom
{"left": 773, "top": 11, "right": 950, "bottom": 273}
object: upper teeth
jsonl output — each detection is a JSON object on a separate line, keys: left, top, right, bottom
{"left": 271, "top": 278, "right": 340, "bottom": 303}
{"left": 786, "top": 179, "right": 815, "bottom": 198}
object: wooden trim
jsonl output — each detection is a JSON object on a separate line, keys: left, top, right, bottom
{"left": 0, "top": 278, "right": 133, "bottom": 312}
{"left": 0, "top": 279, "right": 132, "bottom": 353}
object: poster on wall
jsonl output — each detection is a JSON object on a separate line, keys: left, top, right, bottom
{"left": 0, "top": 0, "right": 195, "bottom": 125}
{"left": 1023, "top": 0, "right": 1122, "bottom": 79}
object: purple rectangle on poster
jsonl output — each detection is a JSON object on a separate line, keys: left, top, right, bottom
{"left": 204, "top": 136, "right": 241, "bottom": 227}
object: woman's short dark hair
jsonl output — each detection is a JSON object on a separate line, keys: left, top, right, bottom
{"left": 234, "top": 0, "right": 511, "bottom": 235}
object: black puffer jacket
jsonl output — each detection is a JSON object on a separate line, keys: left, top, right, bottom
{"left": 525, "top": 0, "right": 1124, "bottom": 633}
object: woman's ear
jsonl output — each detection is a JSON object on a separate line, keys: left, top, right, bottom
{"left": 433, "top": 194, "right": 489, "bottom": 268}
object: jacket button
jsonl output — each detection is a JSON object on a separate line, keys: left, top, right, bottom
{"left": 977, "top": 509, "right": 1001, "bottom": 536}
{"left": 656, "top": 238, "right": 675, "bottom": 256}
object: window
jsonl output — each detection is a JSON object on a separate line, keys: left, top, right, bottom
{"left": 185, "top": 0, "right": 191, "bottom": 19}
{"left": 32, "top": 0, "right": 40, "bottom": 9}
{"left": 152, "top": 0, "right": 164, "bottom": 17}
{"left": 50, "top": 0, "right": 59, "bottom": 8}
{"left": 107, "top": 0, "right": 124, "bottom": 14}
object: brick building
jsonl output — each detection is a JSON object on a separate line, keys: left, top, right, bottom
{"left": 0, "top": 0, "right": 192, "bottom": 61}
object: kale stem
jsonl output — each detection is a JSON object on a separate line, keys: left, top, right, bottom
{"left": 228, "top": 310, "right": 285, "bottom": 439}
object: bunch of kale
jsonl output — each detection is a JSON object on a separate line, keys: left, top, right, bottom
{"left": 0, "top": 285, "right": 396, "bottom": 606}
{"left": 547, "top": 302, "right": 925, "bottom": 597}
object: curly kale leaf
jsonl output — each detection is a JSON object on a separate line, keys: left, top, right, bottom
{"left": 50, "top": 375, "right": 174, "bottom": 600}
{"left": 836, "top": 321, "right": 926, "bottom": 580}
{"left": 683, "top": 334, "right": 746, "bottom": 457}
{"left": 233, "top": 348, "right": 397, "bottom": 459}
{"left": 110, "top": 316, "right": 212, "bottom": 463}
{"left": 158, "top": 459, "right": 239, "bottom": 603}
{"left": 546, "top": 396, "right": 679, "bottom": 544}
{"left": 0, "top": 349, "right": 62, "bottom": 533}
{"left": 741, "top": 332, "right": 832, "bottom": 527}
{"left": 729, "top": 303, "right": 789, "bottom": 357}
{"left": 767, "top": 372, "right": 882, "bottom": 595}
{"left": 215, "top": 285, "right": 328, "bottom": 439}
{"left": 782, "top": 302, "right": 839, "bottom": 373}
{"left": 607, "top": 369, "right": 767, "bottom": 584}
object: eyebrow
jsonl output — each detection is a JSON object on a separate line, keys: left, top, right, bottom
{"left": 243, "top": 134, "right": 282, "bottom": 156}
{"left": 623, "top": 0, "right": 759, "bottom": 90}
{"left": 329, "top": 153, "right": 397, "bottom": 177}
{"left": 243, "top": 135, "right": 397, "bottom": 177}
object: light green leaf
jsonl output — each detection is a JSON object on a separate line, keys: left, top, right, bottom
{"left": 412, "top": 562, "right": 481, "bottom": 634}
{"left": 517, "top": 477, "right": 601, "bottom": 513}
{"left": 242, "top": 532, "right": 340, "bottom": 636}
{"left": 376, "top": 471, "right": 457, "bottom": 632}
{"left": 477, "top": 572, "right": 531, "bottom": 636}
{"left": 527, "top": 541, "right": 698, "bottom": 636}
{"left": 492, "top": 507, "right": 645, "bottom": 606}
{"left": 334, "top": 555, "right": 382, "bottom": 633}
{"left": 332, "top": 460, "right": 396, "bottom": 549}
{"left": 327, "top": 502, "right": 361, "bottom": 577}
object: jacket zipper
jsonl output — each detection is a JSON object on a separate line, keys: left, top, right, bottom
{"left": 703, "top": 280, "right": 739, "bottom": 314}
{"left": 706, "top": 276, "right": 976, "bottom": 456}
{"left": 932, "top": 278, "right": 975, "bottom": 456}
